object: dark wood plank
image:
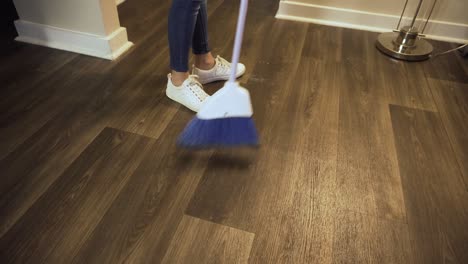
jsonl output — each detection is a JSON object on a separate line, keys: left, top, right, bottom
{"left": 427, "top": 78, "right": 468, "bottom": 188}
{"left": 365, "top": 30, "right": 436, "bottom": 111}
{"left": 0, "top": 127, "right": 153, "bottom": 263}
{"left": 0, "top": 96, "right": 108, "bottom": 237}
{"left": 300, "top": 24, "right": 343, "bottom": 63}
{"left": 333, "top": 29, "right": 439, "bottom": 221}
{"left": 423, "top": 41, "right": 468, "bottom": 83}
{"left": 332, "top": 210, "right": 413, "bottom": 263}
{"left": 0, "top": 45, "right": 77, "bottom": 124}
{"left": 340, "top": 28, "right": 372, "bottom": 66}
{"left": 0, "top": 56, "right": 108, "bottom": 160}
{"left": 161, "top": 215, "right": 254, "bottom": 264}
{"left": 390, "top": 105, "right": 468, "bottom": 263}
{"left": 72, "top": 111, "right": 213, "bottom": 264}
{"left": 370, "top": 56, "right": 437, "bottom": 111}
{"left": 0, "top": 45, "right": 76, "bottom": 98}
{"left": 227, "top": 2, "right": 278, "bottom": 85}
{"left": 334, "top": 33, "right": 407, "bottom": 220}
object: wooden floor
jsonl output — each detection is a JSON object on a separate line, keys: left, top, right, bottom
{"left": 1, "top": 0, "right": 468, "bottom": 263}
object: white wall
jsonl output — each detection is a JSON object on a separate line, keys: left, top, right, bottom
{"left": 277, "top": 0, "right": 468, "bottom": 43}
{"left": 13, "top": 0, "right": 132, "bottom": 59}
{"left": 13, "top": 0, "right": 116, "bottom": 36}
{"left": 297, "top": 0, "right": 468, "bottom": 24}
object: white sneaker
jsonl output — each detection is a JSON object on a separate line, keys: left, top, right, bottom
{"left": 166, "top": 74, "right": 210, "bottom": 112}
{"left": 193, "top": 55, "right": 246, "bottom": 84}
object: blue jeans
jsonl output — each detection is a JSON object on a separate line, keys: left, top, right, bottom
{"left": 168, "top": 0, "right": 210, "bottom": 72}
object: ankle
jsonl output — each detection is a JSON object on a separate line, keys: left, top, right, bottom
{"left": 171, "top": 71, "right": 189, "bottom": 86}
{"left": 195, "top": 60, "right": 215, "bottom": 70}
{"left": 195, "top": 53, "right": 215, "bottom": 70}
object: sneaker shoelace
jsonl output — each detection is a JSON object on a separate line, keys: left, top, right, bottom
{"left": 186, "top": 75, "right": 208, "bottom": 102}
{"left": 215, "top": 55, "right": 231, "bottom": 75}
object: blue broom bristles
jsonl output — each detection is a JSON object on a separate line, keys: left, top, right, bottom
{"left": 177, "top": 116, "right": 259, "bottom": 148}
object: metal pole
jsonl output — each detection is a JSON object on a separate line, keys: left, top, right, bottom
{"left": 421, "top": 0, "right": 438, "bottom": 34}
{"left": 396, "top": 0, "right": 409, "bottom": 30}
{"left": 410, "top": 0, "right": 425, "bottom": 28}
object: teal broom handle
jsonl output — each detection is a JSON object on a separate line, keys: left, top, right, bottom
{"left": 229, "top": 0, "right": 248, "bottom": 83}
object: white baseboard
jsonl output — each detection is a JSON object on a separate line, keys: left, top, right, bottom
{"left": 276, "top": 1, "right": 468, "bottom": 44}
{"left": 117, "top": 0, "right": 126, "bottom": 5}
{"left": 14, "top": 20, "right": 133, "bottom": 60}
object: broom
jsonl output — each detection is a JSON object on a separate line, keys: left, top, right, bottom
{"left": 177, "top": 0, "right": 258, "bottom": 148}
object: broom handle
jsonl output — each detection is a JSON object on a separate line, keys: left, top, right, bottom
{"left": 229, "top": 0, "right": 248, "bottom": 83}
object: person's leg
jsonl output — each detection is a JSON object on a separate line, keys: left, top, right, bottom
{"left": 167, "top": 0, "right": 210, "bottom": 112}
{"left": 192, "top": 0, "right": 215, "bottom": 70}
{"left": 189, "top": 0, "right": 246, "bottom": 84}
{"left": 168, "top": 0, "right": 203, "bottom": 85}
